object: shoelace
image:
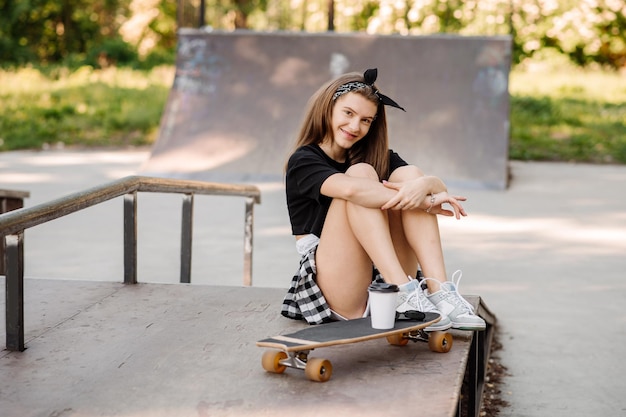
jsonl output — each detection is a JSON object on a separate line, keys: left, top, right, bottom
{"left": 407, "top": 288, "right": 425, "bottom": 310}
{"left": 445, "top": 270, "right": 476, "bottom": 313}
{"left": 423, "top": 270, "right": 475, "bottom": 314}
{"left": 405, "top": 280, "right": 430, "bottom": 311}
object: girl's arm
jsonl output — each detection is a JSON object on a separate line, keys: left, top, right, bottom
{"left": 320, "top": 171, "right": 467, "bottom": 219}
{"left": 319, "top": 173, "right": 396, "bottom": 208}
{"left": 382, "top": 176, "right": 467, "bottom": 219}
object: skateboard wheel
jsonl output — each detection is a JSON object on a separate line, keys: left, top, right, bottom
{"left": 261, "top": 350, "right": 288, "bottom": 373}
{"left": 428, "top": 331, "right": 453, "bottom": 353}
{"left": 386, "top": 333, "right": 409, "bottom": 346}
{"left": 304, "top": 358, "right": 333, "bottom": 382}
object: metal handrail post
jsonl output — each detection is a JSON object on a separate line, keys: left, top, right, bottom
{"left": 5, "top": 233, "right": 25, "bottom": 351}
{"left": 242, "top": 197, "right": 255, "bottom": 286}
{"left": 180, "top": 194, "right": 194, "bottom": 283}
{"left": 123, "top": 192, "right": 138, "bottom": 284}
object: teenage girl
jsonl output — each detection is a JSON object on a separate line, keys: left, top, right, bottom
{"left": 281, "top": 68, "right": 485, "bottom": 331}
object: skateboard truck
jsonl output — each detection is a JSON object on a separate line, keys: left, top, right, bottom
{"left": 280, "top": 350, "right": 309, "bottom": 371}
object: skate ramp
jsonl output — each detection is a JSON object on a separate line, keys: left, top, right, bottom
{"left": 142, "top": 30, "right": 512, "bottom": 189}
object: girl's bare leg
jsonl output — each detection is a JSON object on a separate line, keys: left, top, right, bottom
{"left": 316, "top": 164, "right": 410, "bottom": 319}
{"left": 388, "top": 166, "right": 486, "bottom": 330}
{"left": 388, "top": 166, "right": 447, "bottom": 293}
{"left": 399, "top": 210, "right": 446, "bottom": 293}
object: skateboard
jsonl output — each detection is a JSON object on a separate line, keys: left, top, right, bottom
{"left": 257, "top": 312, "right": 452, "bottom": 382}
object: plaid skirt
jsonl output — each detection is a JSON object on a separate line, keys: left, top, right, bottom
{"left": 281, "top": 244, "right": 334, "bottom": 325}
{"left": 281, "top": 244, "right": 383, "bottom": 325}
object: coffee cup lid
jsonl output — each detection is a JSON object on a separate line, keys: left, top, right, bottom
{"left": 368, "top": 282, "right": 399, "bottom": 292}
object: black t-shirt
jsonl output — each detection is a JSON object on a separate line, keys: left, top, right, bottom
{"left": 285, "top": 144, "right": 408, "bottom": 237}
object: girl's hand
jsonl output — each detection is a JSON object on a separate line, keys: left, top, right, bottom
{"left": 381, "top": 180, "right": 467, "bottom": 219}
{"left": 427, "top": 192, "right": 468, "bottom": 219}
{"left": 380, "top": 179, "right": 428, "bottom": 211}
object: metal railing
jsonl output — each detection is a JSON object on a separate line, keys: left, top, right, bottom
{"left": 1, "top": 188, "right": 30, "bottom": 275}
{"left": 0, "top": 175, "right": 261, "bottom": 352}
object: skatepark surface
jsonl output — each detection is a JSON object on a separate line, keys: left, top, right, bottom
{"left": 1, "top": 148, "right": 626, "bottom": 416}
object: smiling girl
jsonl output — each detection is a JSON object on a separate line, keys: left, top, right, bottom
{"left": 281, "top": 68, "right": 485, "bottom": 331}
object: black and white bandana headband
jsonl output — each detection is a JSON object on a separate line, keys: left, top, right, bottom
{"left": 332, "top": 68, "right": 406, "bottom": 112}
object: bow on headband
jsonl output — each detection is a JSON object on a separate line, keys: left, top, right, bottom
{"left": 333, "top": 68, "right": 406, "bottom": 112}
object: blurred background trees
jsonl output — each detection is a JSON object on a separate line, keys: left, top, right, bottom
{"left": 1, "top": 0, "right": 625, "bottom": 70}
{"left": 1, "top": 0, "right": 624, "bottom": 162}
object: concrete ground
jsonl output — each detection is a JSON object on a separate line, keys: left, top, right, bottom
{"left": 1, "top": 278, "right": 489, "bottom": 417}
{"left": 1, "top": 148, "right": 626, "bottom": 416}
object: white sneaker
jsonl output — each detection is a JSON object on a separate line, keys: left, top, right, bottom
{"left": 424, "top": 271, "right": 486, "bottom": 331}
{"left": 396, "top": 278, "right": 452, "bottom": 331}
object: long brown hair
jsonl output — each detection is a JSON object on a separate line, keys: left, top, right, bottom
{"left": 285, "top": 71, "right": 390, "bottom": 179}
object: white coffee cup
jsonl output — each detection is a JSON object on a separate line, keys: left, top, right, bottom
{"left": 368, "top": 282, "right": 399, "bottom": 329}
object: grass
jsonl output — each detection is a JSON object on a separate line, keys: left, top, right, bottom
{"left": 0, "top": 66, "right": 173, "bottom": 150}
{"left": 1, "top": 65, "right": 625, "bottom": 165}
{"left": 509, "top": 68, "right": 626, "bottom": 164}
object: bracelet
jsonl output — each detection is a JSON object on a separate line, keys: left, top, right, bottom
{"left": 426, "top": 193, "right": 435, "bottom": 213}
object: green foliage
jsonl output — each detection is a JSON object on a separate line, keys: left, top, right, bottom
{"left": 0, "top": 0, "right": 175, "bottom": 69}
{"left": 136, "top": 48, "right": 176, "bottom": 70}
{"left": 0, "top": 0, "right": 123, "bottom": 65}
{"left": 150, "top": 0, "right": 178, "bottom": 50}
{"left": 0, "top": 66, "right": 173, "bottom": 150}
{"left": 234, "top": 0, "right": 626, "bottom": 69}
{"left": 509, "top": 68, "right": 626, "bottom": 164}
{"left": 508, "top": 0, "right": 626, "bottom": 68}
{"left": 85, "top": 38, "right": 139, "bottom": 68}
{"left": 1, "top": 0, "right": 625, "bottom": 70}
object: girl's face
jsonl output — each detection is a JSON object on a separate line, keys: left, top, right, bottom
{"left": 329, "top": 92, "right": 378, "bottom": 152}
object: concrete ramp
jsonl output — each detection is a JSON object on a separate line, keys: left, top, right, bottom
{"left": 143, "top": 30, "right": 512, "bottom": 189}
{"left": 1, "top": 278, "right": 495, "bottom": 417}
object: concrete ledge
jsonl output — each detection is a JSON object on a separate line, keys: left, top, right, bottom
{"left": 1, "top": 278, "right": 494, "bottom": 417}
{"left": 459, "top": 296, "right": 498, "bottom": 416}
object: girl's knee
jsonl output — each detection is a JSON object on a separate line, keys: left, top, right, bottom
{"left": 389, "top": 165, "right": 424, "bottom": 182}
{"left": 346, "top": 163, "right": 379, "bottom": 180}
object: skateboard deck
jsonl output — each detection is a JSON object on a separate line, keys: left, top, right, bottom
{"left": 257, "top": 312, "right": 452, "bottom": 382}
